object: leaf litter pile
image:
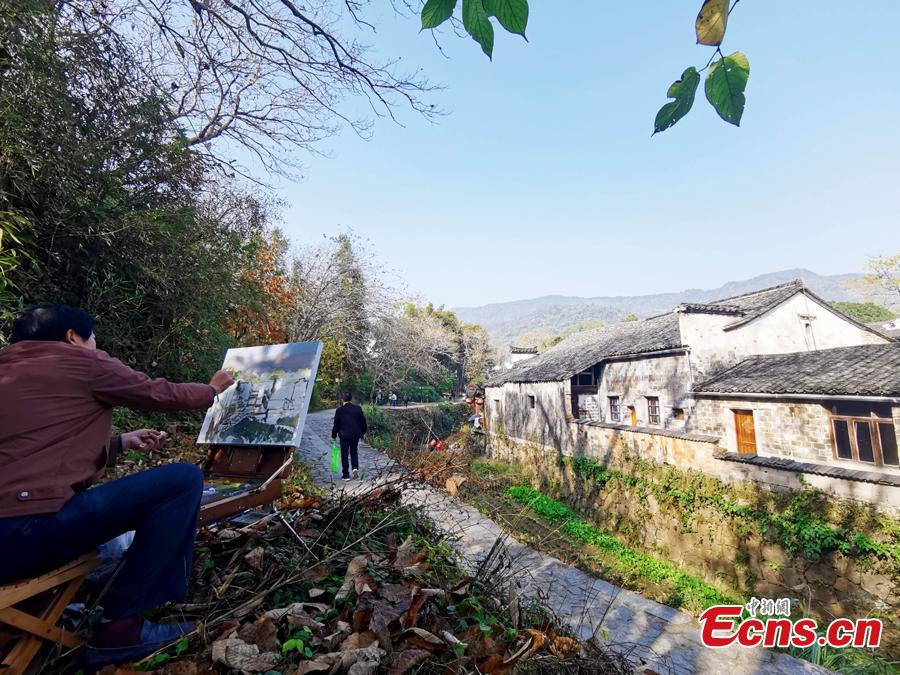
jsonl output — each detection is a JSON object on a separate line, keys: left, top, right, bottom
{"left": 91, "top": 479, "right": 632, "bottom": 675}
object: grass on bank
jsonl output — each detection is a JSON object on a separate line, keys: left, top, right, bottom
{"left": 505, "top": 485, "right": 738, "bottom": 612}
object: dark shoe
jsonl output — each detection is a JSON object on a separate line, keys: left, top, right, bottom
{"left": 83, "top": 619, "right": 194, "bottom": 670}
{"left": 342, "top": 475, "right": 351, "bottom": 481}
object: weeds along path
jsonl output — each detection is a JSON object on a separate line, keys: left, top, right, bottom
{"left": 298, "top": 411, "right": 830, "bottom": 675}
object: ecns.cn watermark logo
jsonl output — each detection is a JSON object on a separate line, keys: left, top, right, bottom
{"left": 699, "top": 598, "right": 882, "bottom": 649}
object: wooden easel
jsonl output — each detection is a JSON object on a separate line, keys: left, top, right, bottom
{"left": 0, "top": 552, "right": 99, "bottom": 675}
{"left": 198, "top": 444, "right": 294, "bottom": 526}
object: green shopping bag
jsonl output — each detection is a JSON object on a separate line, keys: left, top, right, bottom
{"left": 330, "top": 439, "right": 340, "bottom": 474}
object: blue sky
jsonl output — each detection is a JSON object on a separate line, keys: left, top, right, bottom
{"left": 270, "top": 2, "right": 900, "bottom": 308}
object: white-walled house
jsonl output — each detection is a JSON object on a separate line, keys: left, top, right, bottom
{"left": 484, "top": 280, "right": 899, "bottom": 510}
{"left": 692, "top": 344, "right": 900, "bottom": 471}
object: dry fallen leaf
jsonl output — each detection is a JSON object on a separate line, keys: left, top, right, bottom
{"left": 283, "top": 496, "right": 323, "bottom": 510}
{"left": 388, "top": 648, "right": 432, "bottom": 675}
{"left": 244, "top": 546, "right": 264, "bottom": 570}
{"left": 548, "top": 635, "right": 581, "bottom": 660}
{"left": 301, "top": 562, "right": 332, "bottom": 582}
{"left": 340, "top": 630, "right": 379, "bottom": 650}
{"left": 401, "top": 592, "right": 428, "bottom": 629}
{"left": 503, "top": 632, "right": 538, "bottom": 666}
{"left": 293, "top": 660, "right": 332, "bottom": 675}
{"left": 211, "top": 630, "right": 280, "bottom": 672}
{"left": 292, "top": 644, "right": 385, "bottom": 675}
{"left": 336, "top": 554, "right": 370, "bottom": 602}
{"left": 445, "top": 474, "right": 467, "bottom": 497}
{"left": 264, "top": 603, "right": 325, "bottom": 630}
{"left": 477, "top": 654, "right": 515, "bottom": 675}
{"left": 379, "top": 583, "right": 415, "bottom": 604}
{"left": 355, "top": 573, "right": 378, "bottom": 595}
{"left": 393, "top": 537, "right": 426, "bottom": 572}
{"left": 450, "top": 577, "right": 472, "bottom": 598}
{"left": 399, "top": 626, "right": 444, "bottom": 652}
{"left": 352, "top": 607, "right": 372, "bottom": 633}
{"left": 524, "top": 628, "right": 547, "bottom": 651}
{"left": 237, "top": 615, "right": 278, "bottom": 653}
{"left": 323, "top": 621, "right": 353, "bottom": 650}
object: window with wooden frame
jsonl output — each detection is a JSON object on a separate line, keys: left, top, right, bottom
{"left": 573, "top": 367, "right": 598, "bottom": 387}
{"left": 608, "top": 396, "right": 621, "bottom": 422}
{"left": 527, "top": 395, "right": 536, "bottom": 410}
{"left": 830, "top": 402, "right": 898, "bottom": 468}
{"left": 647, "top": 397, "right": 661, "bottom": 426}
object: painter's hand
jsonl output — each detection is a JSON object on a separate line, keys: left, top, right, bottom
{"left": 210, "top": 370, "right": 235, "bottom": 394}
{"left": 122, "top": 429, "right": 168, "bottom": 452}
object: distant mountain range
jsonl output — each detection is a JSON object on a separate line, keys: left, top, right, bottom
{"left": 453, "top": 269, "right": 865, "bottom": 347}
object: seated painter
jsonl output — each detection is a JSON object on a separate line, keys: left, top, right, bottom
{"left": 0, "top": 304, "right": 235, "bottom": 669}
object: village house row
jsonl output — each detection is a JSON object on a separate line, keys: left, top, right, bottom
{"left": 485, "top": 281, "right": 900, "bottom": 512}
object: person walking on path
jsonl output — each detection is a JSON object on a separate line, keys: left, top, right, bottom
{"left": 0, "top": 304, "right": 235, "bottom": 669}
{"left": 390, "top": 392, "right": 398, "bottom": 407}
{"left": 331, "top": 391, "right": 368, "bottom": 481}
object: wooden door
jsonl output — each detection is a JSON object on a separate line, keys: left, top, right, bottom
{"left": 734, "top": 410, "right": 757, "bottom": 455}
{"left": 630, "top": 407, "right": 637, "bottom": 426}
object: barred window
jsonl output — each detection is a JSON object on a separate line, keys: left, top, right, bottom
{"left": 609, "top": 396, "right": 621, "bottom": 422}
{"left": 647, "top": 397, "right": 661, "bottom": 426}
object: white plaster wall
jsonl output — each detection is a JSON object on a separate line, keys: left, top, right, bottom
{"left": 680, "top": 292, "right": 890, "bottom": 383}
{"left": 485, "top": 381, "right": 571, "bottom": 450}
{"left": 597, "top": 354, "right": 692, "bottom": 428}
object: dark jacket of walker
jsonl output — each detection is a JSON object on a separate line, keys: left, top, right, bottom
{"left": 332, "top": 403, "right": 368, "bottom": 439}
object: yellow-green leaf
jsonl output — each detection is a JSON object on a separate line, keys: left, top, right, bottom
{"left": 653, "top": 67, "right": 700, "bottom": 135}
{"left": 705, "top": 51, "right": 749, "bottom": 126}
{"left": 421, "top": 0, "right": 457, "bottom": 29}
{"left": 695, "top": 0, "right": 729, "bottom": 46}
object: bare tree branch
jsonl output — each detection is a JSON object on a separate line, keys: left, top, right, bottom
{"left": 56, "top": 0, "right": 441, "bottom": 178}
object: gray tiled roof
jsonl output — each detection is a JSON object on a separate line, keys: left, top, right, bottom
{"left": 679, "top": 280, "right": 804, "bottom": 327}
{"left": 867, "top": 321, "right": 900, "bottom": 339}
{"left": 487, "top": 313, "right": 684, "bottom": 385}
{"left": 695, "top": 344, "right": 900, "bottom": 397}
{"left": 716, "top": 452, "right": 900, "bottom": 487}
{"left": 487, "top": 279, "right": 892, "bottom": 388}
{"left": 487, "top": 281, "right": 804, "bottom": 387}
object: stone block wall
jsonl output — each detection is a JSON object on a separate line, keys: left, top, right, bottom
{"left": 692, "top": 396, "right": 900, "bottom": 477}
{"left": 597, "top": 353, "right": 692, "bottom": 429}
{"left": 690, "top": 397, "right": 835, "bottom": 463}
{"left": 487, "top": 430, "right": 899, "bottom": 643}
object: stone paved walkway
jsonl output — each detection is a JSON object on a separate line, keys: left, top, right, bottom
{"left": 297, "top": 411, "right": 827, "bottom": 675}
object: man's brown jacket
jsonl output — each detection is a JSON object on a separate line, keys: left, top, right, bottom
{"left": 0, "top": 341, "right": 214, "bottom": 517}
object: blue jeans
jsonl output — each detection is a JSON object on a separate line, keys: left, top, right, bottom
{"left": 0, "top": 463, "right": 203, "bottom": 619}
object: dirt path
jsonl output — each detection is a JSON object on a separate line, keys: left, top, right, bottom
{"left": 297, "top": 410, "right": 827, "bottom": 675}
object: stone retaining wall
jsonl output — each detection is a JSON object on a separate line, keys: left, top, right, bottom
{"left": 487, "top": 427, "right": 899, "bottom": 645}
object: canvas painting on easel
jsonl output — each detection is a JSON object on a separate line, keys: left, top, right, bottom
{"left": 197, "top": 341, "right": 323, "bottom": 447}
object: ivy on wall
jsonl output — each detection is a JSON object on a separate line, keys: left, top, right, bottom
{"left": 565, "top": 455, "right": 900, "bottom": 571}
